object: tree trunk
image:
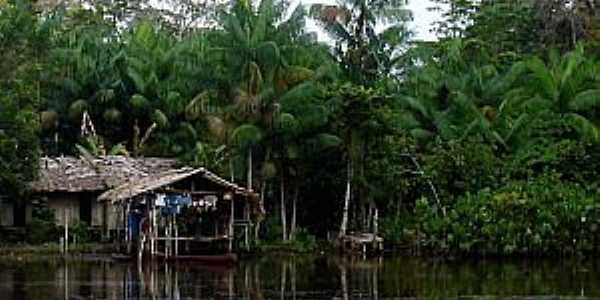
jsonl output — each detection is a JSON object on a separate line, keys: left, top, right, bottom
{"left": 407, "top": 154, "right": 446, "bottom": 217}
{"left": 254, "top": 181, "right": 266, "bottom": 242}
{"left": 230, "top": 157, "right": 235, "bottom": 182}
{"left": 339, "top": 159, "right": 352, "bottom": 239}
{"left": 373, "top": 206, "right": 379, "bottom": 236}
{"left": 280, "top": 174, "right": 287, "bottom": 241}
{"left": 366, "top": 203, "right": 373, "bottom": 232}
{"left": 290, "top": 183, "right": 298, "bottom": 241}
{"left": 247, "top": 148, "right": 253, "bottom": 190}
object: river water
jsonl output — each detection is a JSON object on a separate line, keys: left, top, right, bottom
{"left": 0, "top": 255, "right": 598, "bottom": 299}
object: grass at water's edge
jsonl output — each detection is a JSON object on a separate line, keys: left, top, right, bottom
{"left": 0, "top": 240, "right": 329, "bottom": 261}
{"left": 2, "top": 240, "right": 590, "bottom": 263}
{"left": 0, "top": 243, "right": 115, "bottom": 259}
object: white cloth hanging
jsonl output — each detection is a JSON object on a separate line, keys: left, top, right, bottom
{"left": 155, "top": 193, "right": 166, "bottom": 206}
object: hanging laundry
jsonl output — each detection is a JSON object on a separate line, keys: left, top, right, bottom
{"left": 155, "top": 193, "right": 166, "bottom": 207}
{"left": 161, "top": 194, "right": 193, "bottom": 216}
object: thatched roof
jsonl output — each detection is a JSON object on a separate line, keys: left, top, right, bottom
{"left": 98, "top": 167, "right": 256, "bottom": 203}
{"left": 30, "top": 156, "right": 178, "bottom": 193}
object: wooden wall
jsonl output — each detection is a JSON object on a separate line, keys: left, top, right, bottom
{"left": 91, "top": 201, "right": 120, "bottom": 230}
{"left": 48, "top": 193, "right": 81, "bottom": 226}
{"left": 0, "top": 198, "right": 32, "bottom": 227}
{"left": 0, "top": 199, "right": 14, "bottom": 226}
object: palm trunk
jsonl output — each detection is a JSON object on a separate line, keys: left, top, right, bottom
{"left": 339, "top": 159, "right": 352, "bottom": 239}
{"left": 366, "top": 204, "right": 372, "bottom": 232}
{"left": 230, "top": 157, "right": 235, "bottom": 182}
{"left": 280, "top": 174, "right": 287, "bottom": 241}
{"left": 254, "top": 181, "right": 266, "bottom": 242}
{"left": 289, "top": 183, "right": 298, "bottom": 241}
{"left": 247, "top": 148, "right": 253, "bottom": 190}
{"left": 373, "top": 206, "right": 378, "bottom": 236}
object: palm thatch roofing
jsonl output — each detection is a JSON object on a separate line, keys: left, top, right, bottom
{"left": 30, "top": 156, "right": 178, "bottom": 193}
{"left": 98, "top": 167, "right": 257, "bottom": 203}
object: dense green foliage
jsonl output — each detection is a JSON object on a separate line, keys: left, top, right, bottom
{"left": 0, "top": 1, "right": 44, "bottom": 197}
{"left": 1, "top": 0, "right": 600, "bottom": 254}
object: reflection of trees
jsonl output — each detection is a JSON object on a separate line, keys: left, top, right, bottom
{"left": 5, "top": 256, "right": 600, "bottom": 299}
{"left": 280, "top": 261, "right": 286, "bottom": 300}
{"left": 334, "top": 256, "right": 381, "bottom": 299}
{"left": 340, "top": 262, "right": 348, "bottom": 300}
{"left": 277, "top": 258, "right": 297, "bottom": 300}
{"left": 254, "top": 261, "right": 265, "bottom": 300}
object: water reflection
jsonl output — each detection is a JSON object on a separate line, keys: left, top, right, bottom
{"left": 0, "top": 255, "right": 598, "bottom": 299}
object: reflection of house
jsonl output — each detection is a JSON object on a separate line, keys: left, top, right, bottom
{"left": 26, "top": 156, "right": 178, "bottom": 236}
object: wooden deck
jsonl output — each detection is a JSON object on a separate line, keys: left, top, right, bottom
{"left": 340, "top": 233, "right": 384, "bottom": 256}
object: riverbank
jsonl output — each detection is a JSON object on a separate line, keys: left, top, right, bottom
{"left": 0, "top": 243, "right": 114, "bottom": 260}
{"left": 0, "top": 239, "right": 594, "bottom": 262}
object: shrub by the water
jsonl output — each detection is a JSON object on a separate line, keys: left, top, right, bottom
{"left": 26, "top": 208, "right": 59, "bottom": 244}
{"left": 413, "top": 176, "right": 600, "bottom": 256}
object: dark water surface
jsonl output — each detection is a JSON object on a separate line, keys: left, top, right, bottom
{"left": 0, "top": 255, "right": 599, "bottom": 299}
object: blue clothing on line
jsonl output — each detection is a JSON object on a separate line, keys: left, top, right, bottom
{"left": 160, "top": 194, "right": 192, "bottom": 216}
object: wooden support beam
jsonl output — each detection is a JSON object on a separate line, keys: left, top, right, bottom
{"left": 228, "top": 195, "right": 234, "bottom": 253}
{"left": 175, "top": 216, "right": 179, "bottom": 257}
{"left": 151, "top": 200, "right": 156, "bottom": 258}
{"left": 165, "top": 214, "right": 170, "bottom": 258}
{"left": 156, "top": 189, "right": 220, "bottom": 196}
{"left": 125, "top": 203, "right": 130, "bottom": 254}
{"left": 244, "top": 204, "right": 250, "bottom": 251}
{"left": 154, "top": 236, "right": 231, "bottom": 242}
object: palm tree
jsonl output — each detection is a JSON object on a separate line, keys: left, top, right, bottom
{"left": 195, "top": 0, "right": 335, "bottom": 241}
{"left": 310, "top": 0, "right": 411, "bottom": 238}
{"left": 310, "top": 0, "right": 412, "bottom": 85}
{"left": 48, "top": 19, "right": 124, "bottom": 153}
{"left": 398, "top": 39, "right": 531, "bottom": 150}
{"left": 325, "top": 84, "right": 390, "bottom": 238}
{"left": 517, "top": 45, "right": 600, "bottom": 143}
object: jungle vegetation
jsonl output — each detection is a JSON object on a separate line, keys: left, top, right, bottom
{"left": 1, "top": 0, "right": 600, "bottom": 255}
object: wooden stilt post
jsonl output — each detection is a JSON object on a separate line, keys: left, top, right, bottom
{"left": 244, "top": 225, "right": 249, "bottom": 252}
{"left": 228, "top": 192, "right": 234, "bottom": 253}
{"left": 125, "top": 202, "right": 131, "bottom": 254}
{"left": 64, "top": 209, "right": 69, "bottom": 255}
{"left": 169, "top": 216, "right": 172, "bottom": 257}
{"left": 174, "top": 215, "right": 179, "bottom": 257}
{"left": 151, "top": 199, "right": 156, "bottom": 259}
{"left": 244, "top": 204, "right": 250, "bottom": 251}
{"left": 165, "top": 214, "right": 170, "bottom": 258}
{"left": 169, "top": 215, "right": 174, "bottom": 257}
